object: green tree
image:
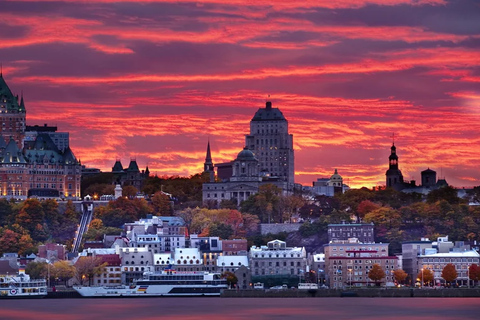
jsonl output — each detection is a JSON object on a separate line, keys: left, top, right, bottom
{"left": 427, "top": 186, "right": 462, "bottom": 205}
{"left": 0, "top": 199, "right": 14, "bottom": 225}
{"left": 25, "top": 261, "right": 48, "bottom": 279}
{"left": 208, "top": 223, "right": 234, "bottom": 239}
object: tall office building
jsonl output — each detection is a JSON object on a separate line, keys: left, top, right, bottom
{"left": 245, "top": 101, "right": 294, "bottom": 190}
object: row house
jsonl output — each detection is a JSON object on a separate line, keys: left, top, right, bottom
{"left": 324, "top": 238, "right": 398, "bottom": 288}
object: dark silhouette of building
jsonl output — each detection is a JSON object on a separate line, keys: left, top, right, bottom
{"left": 203, "top": 141, "right": 214, "bottom": 182}
{"left": 111, "top": 159, "right": 149, "bottom": 190}
{"left": 385, "top": 143, "right": 404, "bottom": 190}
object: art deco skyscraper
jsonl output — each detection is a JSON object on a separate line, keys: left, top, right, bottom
{"left": 245, "top": 101, "right": 294, "bottom": 190}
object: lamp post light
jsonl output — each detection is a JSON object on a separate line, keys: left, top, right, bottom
{"left": 421, "top": 268, "right": 424, "bottom": 289}
{"left": 467, "top": 265, "right": 469, "bottom": 288}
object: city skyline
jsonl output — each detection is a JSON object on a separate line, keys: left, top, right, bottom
{"left": 0, "top": 0, "right": 479, "bottom": 189}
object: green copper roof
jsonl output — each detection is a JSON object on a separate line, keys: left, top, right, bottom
{"left": 0, "top": 74, "right": 25, "bottom": 113}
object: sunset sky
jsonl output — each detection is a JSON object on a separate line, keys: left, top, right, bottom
{"left": 1, "top": 0, "right": 479, "bottom": 189}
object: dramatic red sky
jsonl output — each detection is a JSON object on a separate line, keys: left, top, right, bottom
{"left": 1, "top": 0, "right": 479, "bottom": 189}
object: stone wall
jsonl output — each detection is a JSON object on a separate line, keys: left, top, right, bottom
{"left": 260, "top": 223, "right": 301, "bottom": 235}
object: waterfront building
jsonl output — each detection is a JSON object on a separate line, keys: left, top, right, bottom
{"left": 249, "top": 240, "right": 307, "bottom": 278}
{"left": 418, "top": 250, "right": 480, "bottom": 286}
{"left": 309, "top": 253, "right": 326, "bottom": 286}
{"left": 190, "top": 235, "right": 223, "bottom": 272}
{"left": 172, "top": 247, "right": 203, "bottom": 272}
{"left": 403, "top": 236, "right": 477, "bottom": 286}
{"left": 324, "top": 238, "right": 397, "bottom": 288}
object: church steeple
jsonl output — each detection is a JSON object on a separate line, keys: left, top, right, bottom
{"left": 204, "top": 140, "right": 214, "bottom": 182}
{"left": 389, "top": 143, "right": 398, "bottom": 170}
{"left": 386, "top": 143, "right": 404, "bottom": 190}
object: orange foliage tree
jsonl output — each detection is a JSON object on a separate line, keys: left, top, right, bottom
{"left": 417, "top": 268, "right": 434, "bottom": 286}
{"left": 393, "top": 269, "right": 408, "bottom": 285}
{"left": 368, "top": 264, "right": 386, "bottom": 286}
{"left": 441, "top": 263, "right": 458, "bottom": 286}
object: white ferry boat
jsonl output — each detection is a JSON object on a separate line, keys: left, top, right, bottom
{"left": 74, "top": 270, "right": 228, "bottom": 297}
{"left": 0, "top": 274, "right": 47, "bottom": 298}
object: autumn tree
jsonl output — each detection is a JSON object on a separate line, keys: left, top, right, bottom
{"left": 240, "top": 184, "right": 282, "bottom": 223}
{"left": 417, "top": 268, "right": 434, "bottom": 286}
{"left": 278, "top": 195, "right": 305, "bottom": 223}
{"left": 222, "top": 271, "right": 238, "bottom": 289}
{"left": 368, "top": 264, "right": 386, "bottom": 286}
{"left": 357, "top": 200, "right": 380, "bottom": 221}
{"left": 441, "top": 263, "right": 458, "bottom": 287}
{"left": 468, "top": 264, "right": 480, "bottom": 286}
{"left": 52, "top": 260, "right": 76, "bottom": 286}
{"left": 0, "top": 227, "right": 34, "bottom": 256}
{"left": 151, "top": 192, "right": 173, "bottom": 216}
{"left": 74, "top": 256, "right": 107, "bottom": 286}
{"left": 94, "top": 197, "right": 152, "bottom": 228}
{"left": 122, "top": 185, "right": 139, "bottom": 199}
{"left": 15, "top": 198, "right": 48, "bottom": 241}
{"left": 335, "top": 188, "right": 374, "bottom": 222}
{"left": 393, "top": 269, "right": 408, "bottom": 285}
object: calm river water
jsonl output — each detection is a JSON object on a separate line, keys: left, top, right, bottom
{"left": 1, "top": 297, "right": 479, "bottom": 319}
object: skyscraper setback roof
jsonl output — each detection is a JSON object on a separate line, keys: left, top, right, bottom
{"left": 251, "top": 101, "right": 286, "bottom": 121}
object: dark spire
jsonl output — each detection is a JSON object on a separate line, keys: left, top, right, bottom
{"left": 205, "top": 140, "right": 212, "bottom": 164}
{"left": 204, "top": 140, "right": 214, "bottom": 182}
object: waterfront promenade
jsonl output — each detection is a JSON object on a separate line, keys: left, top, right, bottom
{"left": 1, "top": 297, "right": 479, "bottom": 319}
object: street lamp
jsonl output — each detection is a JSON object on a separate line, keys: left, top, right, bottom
{"left": 421, "top": 268, "right": 424, "bottom": 288}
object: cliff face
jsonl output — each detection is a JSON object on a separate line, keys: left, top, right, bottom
{"left": 286, "top": 231, "right": 328, "bottom": 254}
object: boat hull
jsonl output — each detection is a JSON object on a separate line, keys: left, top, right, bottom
{"left": 74, "top": 284, "right": 227, "bottom": 297}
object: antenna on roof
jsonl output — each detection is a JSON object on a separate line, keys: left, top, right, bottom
{"left": 390, "top": 132, "right": 396, "bottom": 145}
